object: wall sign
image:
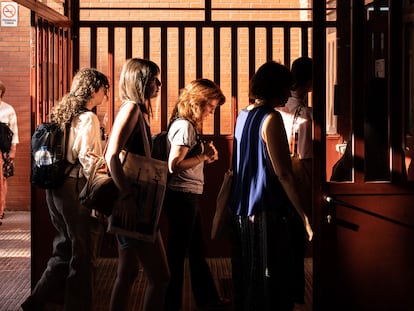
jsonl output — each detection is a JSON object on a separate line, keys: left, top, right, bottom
{"left": 1, "top": 2, "right": 18, "bottom": 27}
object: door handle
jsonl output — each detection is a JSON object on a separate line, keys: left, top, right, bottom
{"left": 324, "top": 195, "right": 360, "bottom": 230}
{"left": 325, "top": 195, "right": 353, "bottom": 208}
{"left": 324, "top": 195, "right": 336, "bottom": 224}
{"left": 324, "top": 195, "right": 414, "bottom": 231}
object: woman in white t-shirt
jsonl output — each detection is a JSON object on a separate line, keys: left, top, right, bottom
{"left": 276, "top": 57, "right": 313, "bottom": 307}
{"left": 164, "top": 79, "right": 230, "bottom": 311}
{"left": 22, "top": 68, "right": 109, "bottom": 311}
{"left": 277, "top": 56, "right": 313, "bottom": 175}
{"left": 0, "top": 81, "right": 19, "bottom": 223}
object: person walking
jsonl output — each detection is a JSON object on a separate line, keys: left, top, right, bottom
{"left": 277, "top": 56, "right": 313, "bottom": 195}
{"left": 0, "top": 81, "right": 19, "bottom": 224}
{"left": 229, "top": 61, "right": 313, "bottom": 311}
{"left": 277, "top": 56, "right": 314, "bottom": 307}
{"left": 163, "top": 78, "right": 230, "bottom": 311}
{"left": 21, "top": 68, "right": 110, "bottom": 311}
{"left": 105, "top": 58, "right": 170, "bottom": 311}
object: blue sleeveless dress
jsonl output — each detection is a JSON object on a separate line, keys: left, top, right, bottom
{"left": 230, "top": 106, "right": 305, "bottom": 311}
{"left": 230, "top": 106, "right": 290, "bottom": 216}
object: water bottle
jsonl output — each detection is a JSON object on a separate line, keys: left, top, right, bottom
{"left": 35, "top": 146, "right": 52, "bottom": 167}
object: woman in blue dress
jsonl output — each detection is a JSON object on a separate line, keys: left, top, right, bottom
{"left": 230, "top": 61, "right": 313, "bottom": 311}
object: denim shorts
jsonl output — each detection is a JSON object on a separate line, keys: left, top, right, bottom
{"left": 116, "top": 231, "right": 159, "bottom": 249}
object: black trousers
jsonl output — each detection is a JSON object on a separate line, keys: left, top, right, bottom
{"left": 231, "top": 208, "right": 305, "bottom": 311}
{"left": 163, "top": 189, "right": 220, "bottom": 311}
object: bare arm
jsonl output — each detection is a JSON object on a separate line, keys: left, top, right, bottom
{"left": 262, "top": 111, "right": 313, "bottom": 241}
{"left": 8, "top": 144, "right": 16, "bottom": 159}
{"left": 104, "top": 102, "right": 143, "bottom": 229}
{"left": 105, "top": 101, "right": 139, "bottom": 193}
{"left": 168, "top": 141, "right": 218, "bottom": 174}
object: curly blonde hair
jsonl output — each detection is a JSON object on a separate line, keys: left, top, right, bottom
{"left": 169, "top": 78, "right": 225, "bottom": 133}
{"left": 50, "top": 68, "right": 109, "bottom": 126}
{"left": 0, "top": 81, "right": 5, "bottom": 98}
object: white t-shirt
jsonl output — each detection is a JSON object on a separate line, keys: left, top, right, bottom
{"left": 67, "top": 111, "right": 103, "bottom": 179}
{"left": 167, "top": 118, "right": 204, "bottom": 194}
{"left": 0, "top": 101, "right": 19, "bottom": 145}
{"left": 277, "top": 96, "right": 313, "bottom": 160}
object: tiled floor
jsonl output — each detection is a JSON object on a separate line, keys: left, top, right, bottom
{"left": 0, "top": 212, "right": 232, "bottom": 311}
{"left": 0, "top": 211, "right": 312, "bottom": 311}
{"left": 0, "top": 211, "right": 31, "bottom": 311}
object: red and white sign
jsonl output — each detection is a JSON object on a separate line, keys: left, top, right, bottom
{"left": 1, "top": 2, "right": 18, "bottom": 27}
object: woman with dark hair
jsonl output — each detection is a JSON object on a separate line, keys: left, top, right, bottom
{"left": 277, "top": 57, "right": 314, "bottom": 307}
{"left": 277, "top": 56, "right": 313, "bottom": 187}
{"left": 230, "top": 61, "right": 313, "bottom": 311}
{"left": 22, "top": 68, "right": 109, "bottom": 311}
{"left": 105, "top": 58, "right": 170, "bottom": 311}
{"left": 163, "top": 78, "right": 230, "bottom": 311}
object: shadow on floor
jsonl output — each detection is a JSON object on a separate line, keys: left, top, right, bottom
{"left": 0, "top": 211, "right": 312, "bottom": 311}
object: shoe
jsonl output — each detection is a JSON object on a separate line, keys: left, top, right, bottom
{"left": 21, "top": 296, "right": 44, "bottom": 311}
{"left": 197, "top": 298, "right": 232, "bottom": 311}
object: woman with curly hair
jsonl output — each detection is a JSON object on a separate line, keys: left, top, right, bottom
{"left": 22, "top": 68, "right": 109, "bottom": 311}
{"left": 163, "top": 79, "right": 230, "bottom": 311}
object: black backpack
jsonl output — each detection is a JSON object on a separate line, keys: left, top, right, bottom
{"left": 151, "top": 118, "right": 201, "bottom": 161}
{"left": 31, "top": 122, "right": 76, "bottom": 189}
{"left": 0, "top": 122, "right": 13, "bottom": 153}
{"left": 151, "top": 117, "right": 180, "bottom": 161}
{"left": 151, "top": 130, "right": 169, "bottom": 161}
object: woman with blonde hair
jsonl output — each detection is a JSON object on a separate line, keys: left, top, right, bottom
{"left": 164, "top": 78, "right": 230, "bottom": 311}
{"left": 105, "top": 58, "right": 170, "bottom": 311}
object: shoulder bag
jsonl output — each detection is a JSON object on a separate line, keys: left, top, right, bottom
{"left": 79, "top": 152, "right": 120, "bottom": 216}
{"left": 107, "top": 112, "right": 168, "bottom": 243}
{"left": 211, "top": 168, "right": 233, "bottom": 240}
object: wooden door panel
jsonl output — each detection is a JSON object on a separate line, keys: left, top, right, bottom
{"left": 325, "top": 194, "right": 414, "bottom": 310}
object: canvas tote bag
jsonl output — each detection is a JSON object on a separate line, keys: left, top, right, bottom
{"left": 211, "top": 168, "right": 233, "bottom": 240}
{"left": 107, "top": 112, "right": 168, "bottom": 242}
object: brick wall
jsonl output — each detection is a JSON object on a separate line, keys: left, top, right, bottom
{"left": 0, "top": 2, "right": 31, "bottom": 211}
{"left": 0, "top": 0, "right": 311, "bottom": 211}
{"left": 78, "top": 0, "right": 309, "bottom": 136}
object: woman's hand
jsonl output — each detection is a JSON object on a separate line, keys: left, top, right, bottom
{"left": 203, "top": 141, "right": 219, "bottom": 164}
{"left": 304, "top": 214, "right": 313, "bottom": 241}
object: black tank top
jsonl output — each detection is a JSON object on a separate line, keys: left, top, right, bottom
{"left": 124, "top": 104, "right": 152, "bottom": 156}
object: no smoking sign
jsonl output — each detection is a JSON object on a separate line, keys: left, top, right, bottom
{"left": 1, "top": 2, "right": 18, "bottom": 27}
